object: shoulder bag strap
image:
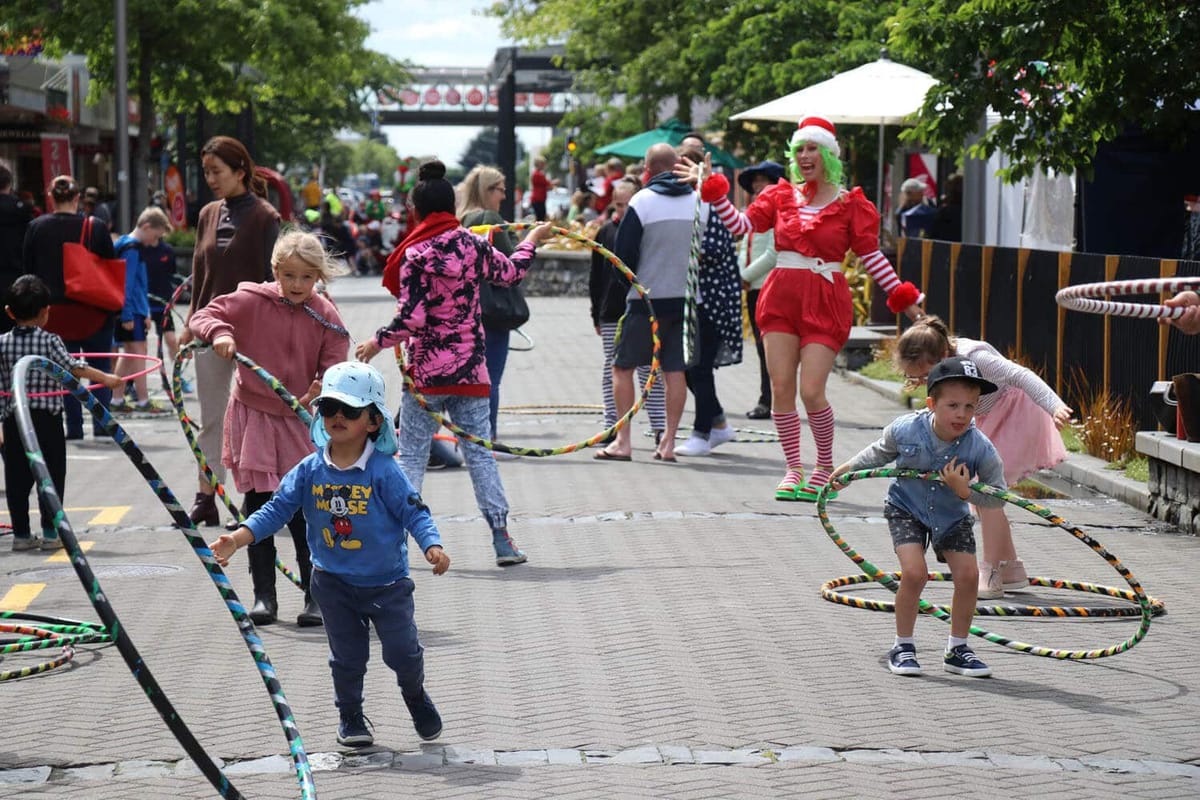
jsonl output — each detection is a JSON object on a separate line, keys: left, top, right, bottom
{"left": 80, "top": 215, "right": 92, "bottom": 247}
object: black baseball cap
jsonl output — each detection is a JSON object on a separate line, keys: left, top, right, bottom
{"left": 926, "top": 356, "right": 998, "bottom": 395}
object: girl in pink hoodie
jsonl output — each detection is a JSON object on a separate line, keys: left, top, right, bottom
{"left": 189, "top": 230, "right": 350, "bottom": 627}
{"left": 356, "top": 160, "right": 551, "bottom": 567}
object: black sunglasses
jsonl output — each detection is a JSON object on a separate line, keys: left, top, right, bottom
{"left": 316, "top": 399, "right": 368, "bottom": 420}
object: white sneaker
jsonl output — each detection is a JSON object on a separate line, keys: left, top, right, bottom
{"left": 1001, "top": 558, "right": 1029, "bottom": 591}
{"left": 708, "top": 426, "right": 737, "bottom": 450}
{"left": 674, "top": 434, "right": 713, "bottom": 457}
{"left": 978, "top": 560, "right": 1003, "bottom": 600}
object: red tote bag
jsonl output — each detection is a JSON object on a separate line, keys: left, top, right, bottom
{"left": 62, "top": 216, "right": 125, "bottom": 312}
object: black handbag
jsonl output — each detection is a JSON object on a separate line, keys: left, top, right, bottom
{"left": 480, "top": 281, "right": 530, "bottom": 331}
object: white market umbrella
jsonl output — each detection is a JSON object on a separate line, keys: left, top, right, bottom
{"left": 731, "top": 52, "right": 938, "bottom": 209}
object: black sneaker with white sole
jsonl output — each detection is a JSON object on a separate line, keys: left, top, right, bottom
{"left": 887, "top": 643, "right": 922, "bottom": 676}
{"left": 943, "top": 644, "right": 992, "bottom": 677}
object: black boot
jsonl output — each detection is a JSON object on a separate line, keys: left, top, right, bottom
{"left": 297, "top": 593, "right": 323, "bottom": 627}
{"left": 188, "top": 492, "right": 219, "bottom": 527}
{"left": 247, "top": 541, "right": 278, "bottom": 625}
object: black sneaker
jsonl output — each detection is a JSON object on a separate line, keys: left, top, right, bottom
{"left": 943, "top": 644, "right": 992, "bottom": 677}
{"left": 887, "top": 643, "right": 922, "bottom": 676}
{"left": 403, "top": 689, "right": 443, "bottom": 741}
{"left": 337, "top": 711, "right": 374, "bottom": 747}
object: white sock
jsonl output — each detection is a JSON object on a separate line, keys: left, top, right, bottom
{"left": 894, "top": 636, "right": 916, "bottom": 648}
{"left": 947, "top": 636, "right": 969, "bottom": 652}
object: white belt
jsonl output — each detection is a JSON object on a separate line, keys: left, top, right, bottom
{"left": 775, "top": 252, "right": 841, "bottom": 284}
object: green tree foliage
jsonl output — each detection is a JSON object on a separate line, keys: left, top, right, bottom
{"left": 348, "top": 138, "right": 401, "bottom": 183}
{"left": 459, "top": 127, "right": 527, "bottom": 174}
{"left": 4, "top": 0, "right": 408, "bottom": 211}
{"left": 891, "top": 0, "right": 1200, "bottom": 181}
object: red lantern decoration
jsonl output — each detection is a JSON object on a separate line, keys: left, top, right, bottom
{"left": 488, "top": 91, "right": 498, "bottom": 106}
{"left": 466, "top": 87, "right": 484, "bottom": 106}
{"left": 515, "top": 92, "right": 529, "bottom": 106}
{"left": 445, "top": 88, "right": 462, "bottom": 105}
{"left": 533, "top": 92, "right": 552, "bottom": 108}
{"left": 424, "top": 88, "right": 441, "bottom": 105}
{"left": 400, "top": 89, "right": 420, "bottom": 106}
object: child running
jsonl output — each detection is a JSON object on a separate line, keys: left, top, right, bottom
{"left": 209, "top": 361, "right": 450, "bottom": 747}
{"left": 355, "top": 159, "right": 553, "bottom": 566}
{"left": 0, "top": 276, "right": 123, "bottom": 550}
{"left": 188, "top": 230, "right": 350, "bottom": 627}
{"left": 895, "top": 316, "right": 1073, "bottom": 598}
{"left": 831, "top": 355, "right": 1007, "bottom": 677}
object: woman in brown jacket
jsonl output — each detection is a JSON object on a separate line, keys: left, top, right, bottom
{"left": 180, "top": 136, "right": 279, "bottom": 527}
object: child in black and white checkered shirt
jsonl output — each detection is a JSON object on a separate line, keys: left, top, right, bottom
{"left": 0, "top": 276, "right": 123, "bottom": 551}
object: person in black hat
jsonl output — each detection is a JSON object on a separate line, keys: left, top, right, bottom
{"left": 736, "top": 161, "right": 785, "bottom": 419}
{"left": 830, "top": 355, "right": 1006, "bottom": 679}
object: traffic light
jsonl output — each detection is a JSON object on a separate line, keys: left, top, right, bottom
{"left": 566, "top": 135, "right": 577, "bottom": 154}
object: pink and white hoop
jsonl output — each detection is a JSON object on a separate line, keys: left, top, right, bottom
{"left": 1055, "top": 277, "right": 1200, "bottom": 319}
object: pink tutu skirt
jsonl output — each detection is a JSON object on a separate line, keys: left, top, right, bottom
{"left": 222, "top": 401, "right": 315, "bottom": 493}
{"left": 976, "top": 387, "right": 1066, "bottom": 486}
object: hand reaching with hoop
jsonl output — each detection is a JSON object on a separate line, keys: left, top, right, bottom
{"left": 1163, "top": 290, "right": 1200, "bottom": 335}
{"left": 672, "top": 151, "right": 711, "bottom": 187}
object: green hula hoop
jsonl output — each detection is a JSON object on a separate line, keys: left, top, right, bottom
{"left": 816, "top": 469, "right": 1157, "bottom": 660}
{"left": 390, "top": 222, "right": 661, "bottom": 458}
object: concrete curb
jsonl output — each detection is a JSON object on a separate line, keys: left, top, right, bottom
{"left": 839, "top": 368, "right": 1151, "bottom": 513}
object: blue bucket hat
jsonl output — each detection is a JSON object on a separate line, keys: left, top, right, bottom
{"left": 737, "top": 160, "right": 786, "bottom": 194}
{"left": 310, "top": 361, "right": 398, "bottom": 455}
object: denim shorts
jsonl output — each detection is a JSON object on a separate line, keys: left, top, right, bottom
{"left": 884, "top": 504, "right": 976, "bottom": 563}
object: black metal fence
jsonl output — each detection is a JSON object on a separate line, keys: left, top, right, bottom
{"left": 895, "top": 239, "right": 1200, "bottom": 430}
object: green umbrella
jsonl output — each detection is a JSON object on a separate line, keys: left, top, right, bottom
{"left": 594, "top": 118, "right": 744, "bottom": 168}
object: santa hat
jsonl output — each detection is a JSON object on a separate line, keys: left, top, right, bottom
{"left": 791, "top": 116, "right": 840, "bottom": 158}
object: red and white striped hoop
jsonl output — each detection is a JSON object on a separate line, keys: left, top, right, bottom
{"left": 1055, "top": 277, "right": 1200, "bottom": 319}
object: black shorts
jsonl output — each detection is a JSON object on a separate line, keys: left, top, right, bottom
{"left": 113, "top": 316, "right": 148, "bottom": 344}
{"left": 885, "top": 504, "right": 975, "bottom": 563}
{"left": 150, "top": 309, "right": 175, "bottom": 336}
{"left": 612, "top": 308, "right": 685, "bottom": 372}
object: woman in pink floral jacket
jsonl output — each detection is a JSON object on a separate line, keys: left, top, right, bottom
{"left": 356, "top": 159, "right": 551, "bottom": 567}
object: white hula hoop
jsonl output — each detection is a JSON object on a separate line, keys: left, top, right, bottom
{"left": 1055, "top": 277, "right": 1200, "bottom": 319}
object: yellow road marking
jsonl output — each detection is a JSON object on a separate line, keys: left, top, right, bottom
{"left": 0, "top": 584, "right": 46, "bottom": 612}
{"left": 0, "top": 506, "right": 131, "bottom": 525}
{"left": 46, "top": 541, "right": 93, "bottom": 563}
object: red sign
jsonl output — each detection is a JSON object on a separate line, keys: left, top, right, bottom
{"left": 466, "top": 88, "right": 484, "bottom": 106}
{"left": 445, "top": 88, "right": 461, "bottom": 105}
{"left": 423, "top": 88, "right": 441, "bottom": 105}
{"left": 40, "top": 133, "right": 72, "bottom": 192}
{"left": 401, "top": 89, "right": 420, "bottom": 105}
{"left": 164, "top": 164, "right": 186, "bottom": 230}
{"left": 533, "top": 93, "right": 552, "bottom": 108}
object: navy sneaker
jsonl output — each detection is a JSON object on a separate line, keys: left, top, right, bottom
{"left": 944, "top": 644, "right": 992, "bottom": 677}
{"left": 887, "top": 643, "right": 922, "bottom": 676}
{"left": 336, "top": 711, "right": 374, "bottom": 747}
{"left": 403, "top": 689, "right": 443, "bottom": 741}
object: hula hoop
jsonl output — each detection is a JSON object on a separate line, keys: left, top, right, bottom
{"left": 391, "top": 222, "right": 660, "bottom": 458}
{"left": 0, "top": 612, "right": 112, "bottom": 681}
{"left": 1055, "top": 277, "right": 1200, "bottom": 319}
{"left": 821, "top": 571, "right": 1166, "bottom": 618}
{"left": 0, "top": 352, "right": 161, "bottom": 398}
{"left": 816, "top": 469, "right": 1156, "bottom": 659}
{"left": 171, "top": 342, "right": 311, "bottom": 589}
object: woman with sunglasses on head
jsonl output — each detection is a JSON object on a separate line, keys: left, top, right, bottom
{"left": 456, "top": 164, "right": 525, "bottom": 453}
{"left": 356, "top": 160, "right": 553, "bottom": 566}
{"left": 189, "top": 230, "right": 350, "bottom": 626}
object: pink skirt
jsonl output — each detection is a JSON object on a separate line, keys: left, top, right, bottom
{"left": 976, "top": 387, "right": 1066, "bottom": 486}
{"left": 221, "top": 401, "right": 315, "bottom": 493}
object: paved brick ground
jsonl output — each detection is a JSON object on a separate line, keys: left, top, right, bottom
{"left": 1, "top": 279, "right": 1197, "bottom": 798}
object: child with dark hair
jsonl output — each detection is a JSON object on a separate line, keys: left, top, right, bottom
{"left": 359, "top": 159, "right": 553, "bottom": 567}
{"left": 0, "top": 275, "right": 123, "bottom": 551}
{"left": 831, "top": 356, "right": 1007, "bottom": 678}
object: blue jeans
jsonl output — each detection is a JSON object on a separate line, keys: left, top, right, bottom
{"left": 483, "top": 326, "right": 510, "bottom": 440}
{"left": 310, "top": 569, "right": 424, "bottom": 713}
{"left": 63, "top": 319, "right": 115, "bottom": 437}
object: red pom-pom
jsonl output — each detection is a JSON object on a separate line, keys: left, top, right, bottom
{"left": 887, "top": 281, "right": 921, "bottom": 314}
{"left": 700, "top": 173, "right": 730, "bottom": 204}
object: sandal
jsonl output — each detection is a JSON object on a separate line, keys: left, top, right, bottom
{"left": 794, "top": 484, "right": 838, "bottom": 503}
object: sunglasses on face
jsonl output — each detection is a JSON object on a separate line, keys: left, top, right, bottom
{"left": 316, "top": 399, "right": 368, "bottom": 420}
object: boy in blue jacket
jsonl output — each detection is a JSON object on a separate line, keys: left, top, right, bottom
{"left": 831, "top": 356, "right": 1006, "bottom": 678}
{"left": 210, "top": 361, "right": 450, "bottom": 746}
{"left": 112, "top": 207, "right": 171, "bottom": 412}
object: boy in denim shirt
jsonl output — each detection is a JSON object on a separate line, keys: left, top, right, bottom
{"left": 831, "top": 356, "right": 1006, "bottom": 677}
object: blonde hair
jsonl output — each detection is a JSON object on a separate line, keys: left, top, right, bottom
{"left": 136, "top": 206, "right": 171, "bottom": 231}
{"left": 894, "top": 314, "right": 958, "bottom": 371}
{"left": 271, "top": 229, "right": 351, "bottom": 283}
{"left": 456, "top": 164, "right": 505, "bottom": 222}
